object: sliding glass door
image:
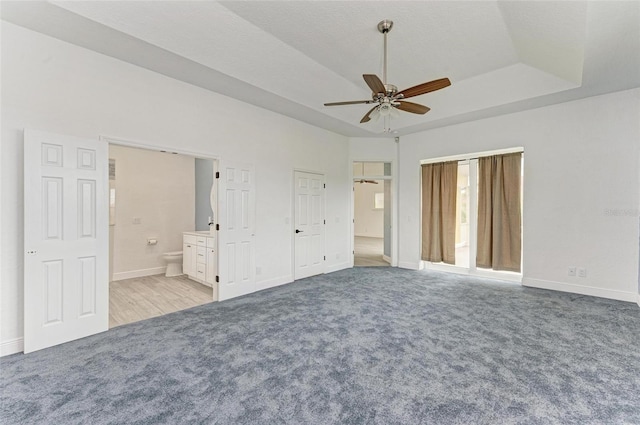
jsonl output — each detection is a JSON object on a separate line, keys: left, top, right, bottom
{"left": 422, "top": 153, "right": 523, "bottom": 281}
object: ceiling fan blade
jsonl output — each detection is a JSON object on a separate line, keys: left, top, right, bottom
{"left": 360, "top": 106, "right": 379, "bottom": 123}
{"left": 397, "top": 78, "right": 451, "bottom": 99}
{"left": 363, "top": 74, "right": 386, "bottom": 94}
{"left": 324, "top": 100, "right": 373, "bottom": 106}
{"left": 396, "top": 101, "right": 431, "bottom": 115}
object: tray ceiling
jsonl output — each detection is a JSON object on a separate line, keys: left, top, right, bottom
{"left": 2, "top": 1, "right": 639, "bottom": 137}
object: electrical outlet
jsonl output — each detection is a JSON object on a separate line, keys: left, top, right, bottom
{"left": 578, "top": 268, "right": 587, "bottom": 278}
{"left": 568, "top": 267, "right": 576, "bottom": 276}
{"left": 132, "top": 217, "right": 141, "bottom": 225}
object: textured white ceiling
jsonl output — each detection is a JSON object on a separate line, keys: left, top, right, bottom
{"left": 2, "top": 1, "right": 639, "bottom": 137}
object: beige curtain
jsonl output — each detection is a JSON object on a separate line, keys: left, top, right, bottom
{"left": 421, "top": 161, "right": 458, "bottom": 264}
{"left": 477, "top": 153, "right": 522, "bottom": 272}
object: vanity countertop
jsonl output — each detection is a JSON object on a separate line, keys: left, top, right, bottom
{"left": 183, "top": 230, "right": 214, "bottom": 237}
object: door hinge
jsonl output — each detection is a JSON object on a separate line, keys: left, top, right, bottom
{"left": 215, "top": 171, "right": 220, "bottom": 179}
{"left": 216, "top": 224, "right": 220, "bottom": 231}
{"left": 324, "top": 256, "right": 326, "bottom": 261}
{"left": 323, "top": 183, "right": 326, "bottom": 189}
{"left": 324, "top": 220, "right": 326, "bottom": 225}
{"left": 215, "top": 275, "right": 219, "bottom": 283}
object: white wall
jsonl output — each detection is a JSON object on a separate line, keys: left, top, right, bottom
{"left": 354, "top": 181, "right": 384, "bottom": 238}
{"left": 398, "top": 88, "right": 640, "bottom": 302}
{"left": 109, "top": 145, "right": 195, "bottom": 280}
{"left": 0, "top": 23, "right": 351, "bottom": 351}
{"left": 194, "top": 158, "right": 214, "bottom": 232}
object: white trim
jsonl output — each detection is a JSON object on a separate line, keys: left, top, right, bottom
{"left": 255, "top": 275, "right": 293, "bottom": 292}
{"left": 112, "top": 267, "right": 166, "bottom": 281}
{"left": 1, "top": 338, "right": 24, "bottom": 357}
{"left": 398, "top": 261, "right": 422, "bottom": 270}
{"left": 637, "top": 293, "right": 640, "bottom": 307}
{"left": 420, "top": 147, "right": 524, "bottom": 165}
{"left": 522, "top": 278, "right": 638, "bottom": 303}
{"left": 100, "top": 135, "right": 220, "bottom": 160}
{"left": 325, "top": 261, "right": 351, "bottom": 274}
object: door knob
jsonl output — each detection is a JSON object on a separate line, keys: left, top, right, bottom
{"left": 295, "top": 229, "right": 303, "bottom": 234}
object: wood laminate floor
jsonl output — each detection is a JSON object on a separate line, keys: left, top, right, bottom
{"left": 109, "top": 274, "right": 213, "bottom": 328}
{"left": 354, "top": 236, "right": 390, "bottom": 267}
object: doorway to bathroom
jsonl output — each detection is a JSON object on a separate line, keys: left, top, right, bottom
{"left": 106, "top": 140, "right": 218, "bottom": 328}
{"left": 352, "top": 161, "right": 393, "bottom": 267}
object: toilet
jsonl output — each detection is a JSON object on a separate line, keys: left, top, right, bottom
{"left": 162, "top": 251, "right": 183, "bottom": 277}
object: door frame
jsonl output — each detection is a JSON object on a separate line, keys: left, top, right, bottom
{"left": 99, "top": 135, "right": 220, "bottom": 301}
{"left": 350, "top": 159, "right": 398, "bottom": 267}
{"left": 291, "top": 168, "right": 326, "bottom": 280}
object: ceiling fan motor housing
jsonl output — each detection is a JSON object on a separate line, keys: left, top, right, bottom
{"left": 377, "top": 20, "right": 393, "bottom": 33}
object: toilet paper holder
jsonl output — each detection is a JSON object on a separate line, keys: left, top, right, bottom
{"left": 147, "top": 238, "right": 158, "bottom": 245}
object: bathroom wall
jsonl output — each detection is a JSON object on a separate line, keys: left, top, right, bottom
{"left": 109, "top": 144, "right": 195, "bottom": 280}
{"left": 194, "top": 158, "right": 214, "bottom": 231}
{"left": 354, "top": 181, "right": 384, "bottom": 238}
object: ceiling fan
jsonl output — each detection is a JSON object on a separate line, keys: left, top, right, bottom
{"left": 355, "top": 178, "right": 378, "bottom": 184}
{"left": 324, "top": 20, "right": 451, "bottom": 130}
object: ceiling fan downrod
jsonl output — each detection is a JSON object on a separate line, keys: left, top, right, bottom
{"left": 378, "top": 20, "right": 393, "bottom": 86}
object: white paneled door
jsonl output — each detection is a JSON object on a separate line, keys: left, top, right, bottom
{"left": 23, "top": 130, "right": 108, "bottom": 353}
{"left": 217, "top": 161, "right": 255, "bottom": 301}
{"left": 294, "top": 171, "right": 325, "bottom": 280}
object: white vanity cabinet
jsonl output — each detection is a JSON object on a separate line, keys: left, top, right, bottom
{"left": 183, "top": 236, "right": 196, "bottom": 277}
{"left": 183, "top": 232, "right": 217, "bottom": 288}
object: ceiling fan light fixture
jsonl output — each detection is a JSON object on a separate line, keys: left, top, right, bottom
{"left": 370, "top": 107, "right": 381, "bottom": 121}
{"left": 378, "top": 102, "right": 393, "bottom": 116}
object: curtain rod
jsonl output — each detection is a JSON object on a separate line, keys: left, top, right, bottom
{"left": 420, "top": 147, "right": 524, "bottom": 165}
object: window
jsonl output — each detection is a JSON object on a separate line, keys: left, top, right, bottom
{"left": 374, "top": 193, "right": 384, "bottom": 209}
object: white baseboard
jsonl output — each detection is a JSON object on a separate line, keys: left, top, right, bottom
{"left": 325, "top": 261, "right": 351, "bottom": 273}
{"left": 522, "top": 278, "right": 638, "bottom": 303}
{"left": 637, "top": 293, "right": 640, "bottom": 307}
{"left": 1, "top": 337, "right": 24, "bottom": 357}
{"left": 255, "top": 275, "right": 293, "bottom": 292}
{"left": 398, "top": 261, "right": 421, "bottom": 270}
{"left": 382, "top": 255, "right": 391, "bottom": 264}
{"left": 112, "top": 267, "right": 166, "bottom": 281}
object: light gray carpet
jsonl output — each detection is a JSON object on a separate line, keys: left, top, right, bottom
{"left": 2, "top": 268, "right": 639, "bottom": 424}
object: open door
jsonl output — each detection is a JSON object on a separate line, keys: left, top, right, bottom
{"left": 23, "top": 130, "right": 108, "bottom": 353}
{"left": 217, "top": 161, "right": 255, "bottom": 301}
